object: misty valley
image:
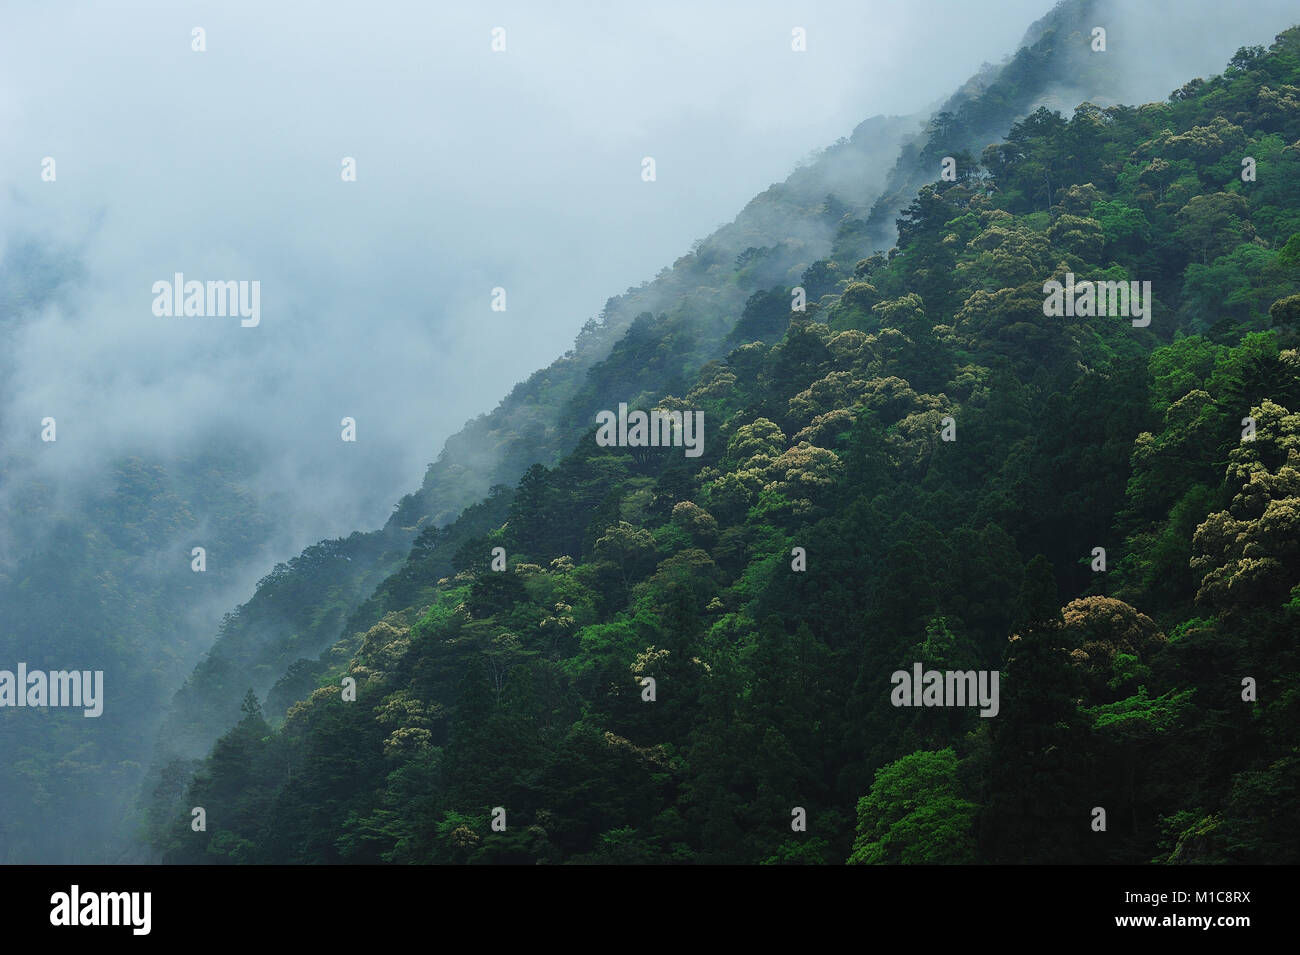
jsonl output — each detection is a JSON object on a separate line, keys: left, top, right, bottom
{"left": 1, "top": 0, "right": 1297, "bottom": 885}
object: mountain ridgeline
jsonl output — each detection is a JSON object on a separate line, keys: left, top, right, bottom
{"left": 137, "top": 0, "right": 1175, "bottom": 848}
{"left": 148, "top": 25, "right": 1300, "bottom": 864}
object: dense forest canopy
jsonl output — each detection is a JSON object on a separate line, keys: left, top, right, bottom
{"left": 148, "top": 27, "right": 1300, "bottom": 864}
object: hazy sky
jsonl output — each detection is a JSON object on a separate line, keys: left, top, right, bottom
{"left": 1, "top": 0, "right": 1296, "bottom": 557}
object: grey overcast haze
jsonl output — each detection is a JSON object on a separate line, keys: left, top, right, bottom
{"left": 2, "top": 0, "right": 1052, "bottom": 556}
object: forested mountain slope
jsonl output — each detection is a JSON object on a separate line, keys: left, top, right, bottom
{"left": 0, "top": 237, "right": 298, "bottom": 861}
{"left": 143, "top": 112, "right": 916, "bottom": 777}
{"left": 153, "top": 28, "right": 1300, "bottom": 864}
{"left": 143, "top": 0, "right": 1155, "bottom": 836}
